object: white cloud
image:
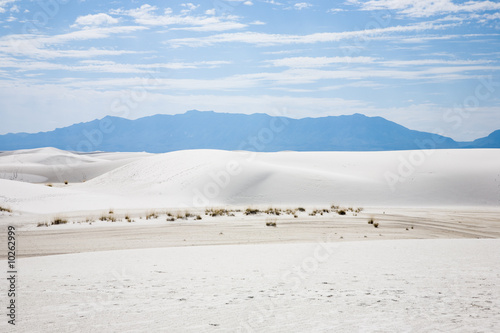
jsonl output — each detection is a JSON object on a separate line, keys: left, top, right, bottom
{"left": 113, "top": 4, "right": 247, "bottom": 32}
{"left": 357, "top": 0, "right": 500, "bottom": 18}
{"left": 9, "top": 4, "right": 18, "bottom": 12}
{"left": 250, "top": 20, "right": 266, "bottom": 25}
{"left": 243, "top": 1, "right": 253, "bottom": 5}
{"left": 0, "top": 0, "right": 16, "bottom": 14}
{"left": 167, "top": 21, "right": 456, "bottom": 47}
{"left": 294, "top": 2, "right": 312, "bottom": 10}
{"left": 327, "top": 8, "right": 345, "bottom": 13}
{"left": 180, "top": 3, "right": 199, "bottom": 14}
{"left": 72, "top": 13, "right": 119, "bottom": 28}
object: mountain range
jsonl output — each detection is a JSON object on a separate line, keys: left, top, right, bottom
{"left": 0, "top": 110, "right": 499, "bottom": 152}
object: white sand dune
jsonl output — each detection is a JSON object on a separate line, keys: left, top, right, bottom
{"left": 1, "top": 148, "right": 499, "bottom": 214}
{"left": 1, "top": 147, "right": 499, "bottom": 332}
{"left": 3, "top": 239, "right": 499, "bottom": 332}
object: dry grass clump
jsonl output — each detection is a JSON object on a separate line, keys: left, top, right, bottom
{"left": 146, "top": 211, "right": 159, "bottom": 220}
{"left": 205, "top": 208, "right": 231, "bottom": 217}
{"left": 265, "top": 218, "right": 277, "bottom": 227}
{"left": 99, "top": 215, "right": 117, "bottom": 222}
{"left": 37, "top": 222, "right": 49, "bottom": 227}
{"left": 265, "top": 208, "right": 282, "bottom": 215}
{"left": 0, "top": 206, "right": 12, "bottom": 213}
{"left": 245, "top": 208, "right": 260, "bottom": 215}
{"left": 52, "top": 217, "right": 68, "bottom": 225}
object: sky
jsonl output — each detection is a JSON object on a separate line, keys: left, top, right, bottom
{"left": 0, "top": 0, "right": 499, "bottom": 141}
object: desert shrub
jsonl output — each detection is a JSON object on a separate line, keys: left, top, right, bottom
{"left": 109, "top": 209, "right": 114, "bottom": 214}
{"left": 99, "top": 215, "right": 116, "bottom": 222}
{"left": 368, "top": 218, "right": 374, "bottom": 224}
{"left": 331, "top": 204, "right": 340, "bottom": 210}
{"left": 205, "top": 208, "right": 231, "bottom": 217}
{"left": 0, "top": 206, "right": 12, "bottom": 213}
{"left": 373, "top": 222, "right": 379, "bottom": 228}
{"left": 245, "top": 208, "right": 260, "bottom": 215}
{"left": 266, "top": 221, "right": 277, "bottom": 227}
{"left": 52, "top": 218, "right": 68, "bottom": 225}
{"left": 64, "top": 180, "right": 68, "bottom": 185}
{"left": 265, "top": 208, "right": 281, "bottom": 215}
{"left": 166, "top": 217, "right": 175, "bottom": 222}
{"left": 355, "top": 207, "right": 364, "bottom": 213}
{"left": 297, "top": 207, "right": 306, "bottom": 212}
{"left": 146, "top": 211, "right": 159, "bottom": 220}
{"left": 37, "top": 222, "right": 49, "bottom": 227}
{"left": 337, "top": 210, "right": 346, "bottom": 215}
{"left": 195, "top": 215, "right": 202, "bottom": 220}
{"left": 176, "top": 214, "right": 185, "bottom": 220}
{"left": 46, "top": 183, "right": 53, "bottom": 187}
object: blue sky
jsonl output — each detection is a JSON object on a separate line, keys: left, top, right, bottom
{"left": 0, "top": 0, "right": 499, "bottom": 141}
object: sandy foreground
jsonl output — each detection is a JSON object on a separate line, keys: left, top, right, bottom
{"left": 0, "top": 148, "right": 500, "bottom": 332}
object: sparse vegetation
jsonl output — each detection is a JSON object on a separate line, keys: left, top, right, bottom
{"left": 245, "top": 208, "right": 260, "bottom": 215}
{"left": 166, "top": 217, "right": 175, "bottom": 222}
{"left": 265, "top": 208, "right": 281, "bottom": 215}
{"left": 368, "top": 218, "right": 374, "bottom": 224}
{"left": 373, "top": 222, "right": 379, "bottom": 228}
{"left": 265, "top": 220, "right": 277, "bottom": 227}
{"left": 109, "top": 209, "right": 114, "bottom": 214}
{"left": 64, "top": 180, "right": 68, "bottom": 185}
{"left": 337, "top": 209, "right": 346, "bottom": 216}
{"left": 52, "top": 217, "right": 68, "bottom": 225}
{"left": 195, "top": 215, "right": 202, "bottom": 220}
{"left": 297, "top": 207, "right": 306, "bottom": 212}
{"left": 0, "top": 206, "right": 12, "bottom": 213}
{"left": 146, "top": 211, "right": 159, "bottom": 220}
{"left": 46, "top": 183, "right": 53, "bottom": 187}
{"left": 99, "top": 215, "right": 116, "bottom": 222}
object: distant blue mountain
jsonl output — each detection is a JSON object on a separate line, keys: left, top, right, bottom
{"left": 0, "top": 110, "right": 498, "bottom": 152}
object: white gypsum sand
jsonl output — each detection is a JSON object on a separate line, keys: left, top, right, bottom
{"left": 0, "top": 147, "right": 499, "bottom": 332}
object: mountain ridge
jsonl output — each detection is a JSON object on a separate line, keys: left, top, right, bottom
{"left": 0, "top": 110, "right": 498, "bottom": 152}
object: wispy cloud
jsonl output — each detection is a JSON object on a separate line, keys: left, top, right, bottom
{"left": 266, "top": 56, "right": 376, "bottom": 68}
{"left": 357, "top": 0, "right": 500, "bottom": 18}
{"left": 0, "top": 26, "right": 147, "bottom": 59}
{"left": 167, "top": 21, "right": 456, "bottom": 47}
